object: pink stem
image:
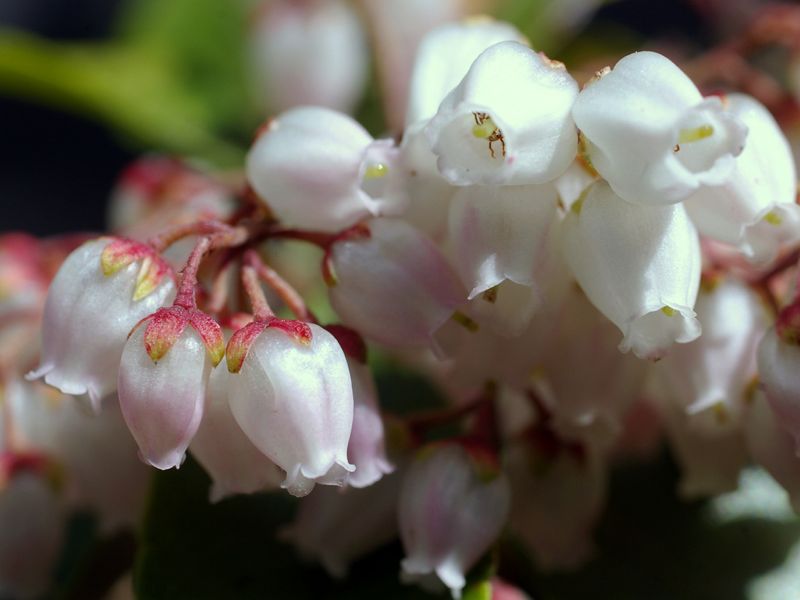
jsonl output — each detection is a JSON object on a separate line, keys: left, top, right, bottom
{"left": 244, "top": 250, "right": 316, "bottom": 322}
{"left": 241, "top": 266, "right": 274, "bottom": 321}
{"left": 173, "top": 227, "right": 248, "bottom": 310}
{"left": 148, "top": 220, "right": 235, "bottom": 253}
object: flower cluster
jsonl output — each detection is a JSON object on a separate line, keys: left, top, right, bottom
{"left": 4, "top": 9, "right": 800, "bottom": 600}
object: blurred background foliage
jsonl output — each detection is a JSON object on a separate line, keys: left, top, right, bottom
{"left": 1, "top": 0, "right": 799, "bottom": 598}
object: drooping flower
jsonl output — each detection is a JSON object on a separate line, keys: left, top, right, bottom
{"left": 226, "top": 320, "right": 354, "bottom": 497}
{"left": 447, "top": 183, "right": 563, "bottom": 334}
{"left": 189, "top": 363, "right": 283, "bottom": 503}
{"left": 562, "top": 180, "right": 702, "bottom": 360}
{"left": 505, "top": 435, "right": 607, "bottom": 571}
{"left": 246, "top": 107, "right": 402, "bottom": 233}
{"left": 326, "top": 218, "right": 465, "bottom": 349}
{"left": 399, "top": 443, "right": 510, "bottom": 598}
{"left": 683, "top": 94, "right": 800, "bottom": 264}
{"left": 743, "top": 390, "right": 800, "bottom": 513}
{"left": 118, "top": 306, "right": 224, "bottom": 470}
{"left": 757, "top": 318, "right": 800, "bottom": 453}
{"left": 426, "top": 41, "right": 579, "bottom": 185}
{"left": 27, "top": 238, "right": 174, "bottom": 411}
{"left": 651, "top": 276, "right": 769, "bottom": 434}
{"left": 572, "top": 51, "right": 747, "bottom": 205}
{"left": 345, "top": 357, "right": 394, "bottom": 488}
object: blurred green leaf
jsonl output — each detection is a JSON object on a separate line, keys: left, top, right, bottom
{"left": 0, "top": 0, "right": 256, "bottom": 167}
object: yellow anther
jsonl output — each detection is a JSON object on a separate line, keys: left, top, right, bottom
{"left": 452, "top": 310, "right": 479, "bottom": 332}
{"left": 712, "top": 401, "right": 729, "bottom": 424}
{"left": 661, "top": 306, "right": 677, "bottom": 317}
{"left": 764, "top": 211, "right": 783, "bottom": 226}
{"left": 472, "top": 120, "right": 497, "bottom": 139}
{"left": 678, "top": 125, "right": 714, "bottom": 144}
{"left": 363, "top": 163, "right": 388, "bottom": 180}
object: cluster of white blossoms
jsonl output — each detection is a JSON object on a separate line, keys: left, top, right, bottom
{"left": 4, "top": 13, "right": 800, "bottom": 600}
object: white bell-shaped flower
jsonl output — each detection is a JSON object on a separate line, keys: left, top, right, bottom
{"left": 562, "top": 181, "right": 702, "bottom": 360}
{"left": 572, "top": 51, "right": 747, "bottom": 205}
{"left": 743, "top": 391, "right": 800, "bottom": 513}
{"left": 250, "top": 0, "right": 368, "bottom": 115}
{"left": 27, "top": 237, "right": 174, "bottom": 411}
{"left": 405, "top": 18, "right": 527, "bottom": 128}
{"left": 757, "top": 325, "right": 800, "bottom": 453}
{"left": 346, "top": 358, "right": 393, "bottom": 488}
{"left": 327, "top": 218, "right": 465, "bottom": 349}
{"left": 283, "top": 471, "right": 402, "bottom": 577}
{"left": 657, "top": 398, "right": 748, "bottom": 498}
{"left": 399, "top": 443, "right": 510, "bottom": 598}
{"left": 532, "top": 286, "right": 648, "bottom": 448}
{"left": 189, "top": 365, "right": 283, "bottom": 503}
{"left": 505, "top": 436, "right": 607, "bottom": 571}
{"left": 118, "top": 307, "right": 223, "bottom": 470}
{"left": 0, "top": 471, "right": 64, "bottom": 600}
{"left": 683, "top": 94, "right": 800, "bottom": 264}
{"left": 651, "top": 277, "right": 769, "bottom": 434}
{"left": 227, "top": 321, "right": 354, "bottom": 497}
{"left": 426, "top": 41, "right": 579, "bottom": 186}
{"left": 447, "top": 183, "right": 562, "bottom": 332}
{"left": 246, "top": 106, "right": 401, "bottom": 233}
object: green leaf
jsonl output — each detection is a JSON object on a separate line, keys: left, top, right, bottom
{"left": 463, "top": 580, "right": 492, "bottom": 600}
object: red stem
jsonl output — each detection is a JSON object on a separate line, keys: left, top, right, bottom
{"left": 147, "top": 220, "right": 235, "bottom": 253}
{"left": 241, "top": 265, "right": 274, "bottom": 321}
{"left": 173, "top": 227, "right": 248, "bottom": 310}
{"left": 244, "top": 250, "right": 316, "bottom": 322}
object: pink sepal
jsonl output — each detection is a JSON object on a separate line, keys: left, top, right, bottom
{"left": 144, "top": 307, "right": 189, "bottom": 363}
{"left": 226, "top": 317, "right": 313, "bottom": 374}
{"left": 139, "top": 306, "right": 224, "bottom": 366}
{"left": 100, "top": 237, "right": 173, "bottom": 301}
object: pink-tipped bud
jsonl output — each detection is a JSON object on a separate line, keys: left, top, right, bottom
{"left": 227, "top": 321, "right": 355, "bottom": 497}
{"left": 327, "top": 218, "right": 465, "bottom": 349}
{"left": 118, "top": 306, "right": 224, "bottom": 470}
{"left": 399, "top": 443, "right": 510, "bottom": 598}
{"left": 27, "top": 238, "right": 174, "bottom": 411}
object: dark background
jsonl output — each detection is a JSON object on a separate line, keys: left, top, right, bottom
{"left": 0, "top": 0, "right": 711, "bottom": 236}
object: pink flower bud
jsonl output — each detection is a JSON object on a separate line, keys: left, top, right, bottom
{"left": 0, "top": 470, "right": 64, "bottom": 599}
{"left": 327, "top": 218, "right": 465, "bottom": 349}
{"left": 189, "top": 364, "right": 283, "bottom": 503}
{"left": 246, "top": 107, "right": 402, "bottom": 233}
{"left": 118, "top": 306, "right": 224, "bottom": 470}
{"left": 346, "top": 358, "right": 394, "bottom": 488}
{"left": 27, "top": 238, "right": 175, "bottom": 411}
{"left": 399, "top": 443, "right": 510, "bottom": 597}
{"left": 226, "top": 320, "right": 355, "bottom": 497}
